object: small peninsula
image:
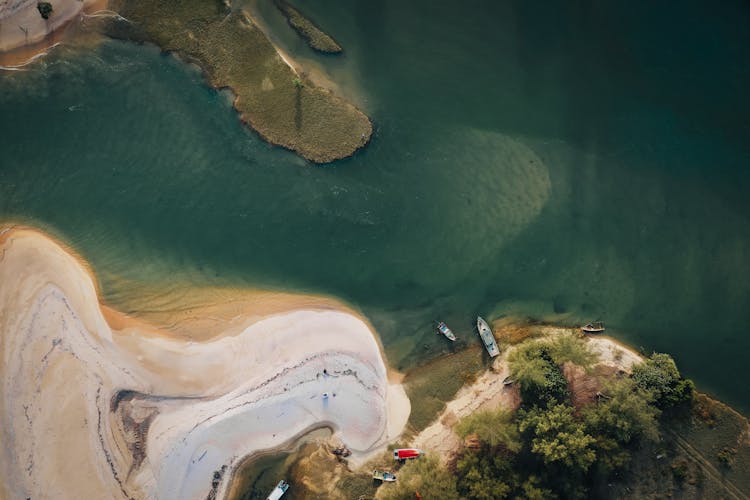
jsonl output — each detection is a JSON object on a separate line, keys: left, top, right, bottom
{"left": 274, "top": 0, "right": 343, "bottom": 54}
{"left": 108, "top": 0, "right": 370, "bottom": 163}
{"left": 0, "top": 226, "right": 408, "bottom": 499}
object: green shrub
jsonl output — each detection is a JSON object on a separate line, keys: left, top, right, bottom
{"left": 632, "top": 353, "right": 695, "bottom": 410}
{"left": 37, "top": 2, "right": 53, "bottom": 19}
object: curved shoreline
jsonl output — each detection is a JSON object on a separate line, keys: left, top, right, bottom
{"left": 0, "top": 0, "right": 108, "bottom": 66}
{"left": 0, "top": 226, "right": 409, "bottom": 499}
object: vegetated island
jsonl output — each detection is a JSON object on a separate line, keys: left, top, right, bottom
{"left": 274, "top": 0, "right": 343, "bottom": 54}
{"left": 108, "top": 0, "right": 371, "bottom": 163}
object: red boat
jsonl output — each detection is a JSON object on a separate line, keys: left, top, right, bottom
{"left": 393, "top": 448, "right": 423, "bottom": 460}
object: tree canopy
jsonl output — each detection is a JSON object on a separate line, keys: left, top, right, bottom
{"left": 632, "top": 353, "right": 694, "bottom": 410}
{"left": 379, "top": 455, "right": 457, "bottom": 500}
{"left": 454, "top": 408, "right": 521, "bottom": 452}
{"left": 518, "top": 403, "right": 597, "bottom": 471}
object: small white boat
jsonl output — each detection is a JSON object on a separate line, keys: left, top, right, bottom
{"left": 476, "top": 316, "right": 500, "bottom": 357}
{"left": 435, "top": 321, "right": 456, "bottom": 341}
{"left": 372, "top": 469, "right": 397, "bottom": 482}
{"left": 266, "top": 480, "right": 289, "bottom": 500}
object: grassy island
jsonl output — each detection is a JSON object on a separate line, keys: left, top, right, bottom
{"left": 109, "top": 0, "right": 370, "bottom": 163}
{"left": 274, "top": 0, "right": 343, "bottom": 54}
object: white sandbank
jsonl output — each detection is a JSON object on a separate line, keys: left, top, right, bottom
{"left": 0, "top": 227, "right": 409, "bottom": 499}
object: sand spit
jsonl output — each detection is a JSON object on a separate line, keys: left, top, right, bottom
{"left": 0, "top": 227, "right": 409, "bottom": 499}
{"left": 411, "top": 327, "right": 643, "bottom": 464}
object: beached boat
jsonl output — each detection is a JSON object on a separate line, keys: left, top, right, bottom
{"left": 266, "top": 480, "right": 289, "bottom": 500}
{"left": 372, "top": 469, "right": 397, "bottom": 482}
{"left": 435, "top": 321, "right": 456, "bottom": 341}
{"left": 393, "top": 448, "right": 423, "bottom": 460}
{"left": 581, "top": 321, "right": 605, "bottom": 333}
{"left": 476, "top": 316, "right": 500, "bottom": 357}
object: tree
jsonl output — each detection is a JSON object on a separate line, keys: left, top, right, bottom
{"left": 518, "top": 404, "right": 596, "bottom": 471}
{"left": 546, "top": 332, "right": 598, "bottom": 368}
{"left": 509, "top": 343, "right": 569, "bottom": 408}
{"left": 455, "top": 408, "right": 521, "bottom": 452}
{"left": 37, "top": 2, "right": 53, "bottom": 19}
{"left": 379, "top": 456, "right": 458, "bottom": 500}
{"left": 520, "top": 475, "right": 555, "bottom": 500}
{"left": 583, "top": 378, "right": 660, "bottom": 445}
{"left": 455, "top": 449, "right": 518, "bottom": 499}
{"left": 632, "top": 353, "right": 694, "bottom": 410}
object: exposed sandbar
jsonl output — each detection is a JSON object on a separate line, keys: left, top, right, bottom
{"left": 0, "top": 226, "right": 408, "bottom": 499}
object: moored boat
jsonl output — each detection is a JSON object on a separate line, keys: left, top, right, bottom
{"left": 393, "top": 448, "right": 423, "bottom": 460}
{"left": 581, "top": 321, "right": 605, "bottom": 333}
{"left": 266, "top": 480, "right": 289, "bottom": 500}
{"left": 476, "top": 316, "right": 500, "bottom": 357}
{"left": 435, "top": 321, "right": 456, "bottom": 341}
{"left": 372, "top": 469, "right": 397, "bottom": 482}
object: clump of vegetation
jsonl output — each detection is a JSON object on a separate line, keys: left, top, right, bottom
{"left": 507, "top": 333, "right": 596, "bottom": 408}
{"left": 519, "top": 403, "right": 597, "bottom": 471}
{"left": 274, "top": 0, "right": 343, "bottom": 54}
{"left": 444, "top": 343, "right": 693, "bottom": 498}
{"left": 379, "top": 455, "right": 457, "bottom": 500}
{"left": 671, "top": 459, "right": 689, "bottom": 483}
{"left": 292, "top": 77, "right": 303, "bottom": 89}
{"left": 37, "top": 2, "right": 53, "bottom": 19}
{"left": 632, "top": 353, "right": 695, "bottom": 411}
{"left": 717, "top": 446, "right": 736, "bottom": 468}
{"left": 455, "top": 408, "right": 520, "bottom": 451}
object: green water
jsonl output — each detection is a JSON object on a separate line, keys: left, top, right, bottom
{"left": 1, "top": 0, "right": 749, "bottom": 411}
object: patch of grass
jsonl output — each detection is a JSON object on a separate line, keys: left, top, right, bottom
{"left": 403, "top": 346, "right": 486, "bottom": 432}
{"left": 109, "top": 0, "right": 370, "bottom": 163}
{"left": 274, "top": 0, "right": 342, "bottom": 54}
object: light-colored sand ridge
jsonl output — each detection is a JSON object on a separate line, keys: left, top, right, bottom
{"left": 0, "top": 227, "right": 409, "bottom": 499}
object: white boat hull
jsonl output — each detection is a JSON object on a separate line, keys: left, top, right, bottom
{"left": 476, "top": 317, "right": 500, "bottom": 357}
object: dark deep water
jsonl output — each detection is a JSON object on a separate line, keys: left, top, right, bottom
{"left": 1, "top": 0, "right": 749, "bottom": 410}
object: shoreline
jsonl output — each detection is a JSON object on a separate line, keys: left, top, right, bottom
{"left": 0, "top": 0, "right": 107, "bottom": 66}
{"left": 0, "top": 226, "right": 409, "bottom": 499}
{"left": 409, "top": 326, "right": 647, "bottom": 464}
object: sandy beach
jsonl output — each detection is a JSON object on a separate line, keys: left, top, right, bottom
{"left": 0, "top": 226, "right": 409, "bottom": 499}
{"left": 0, "top": 0, "right": 98, "bottom": 52}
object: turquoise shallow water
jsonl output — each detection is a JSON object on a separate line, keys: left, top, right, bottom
{"left": 1, "top": 0, "right": 749, "bottom": 410}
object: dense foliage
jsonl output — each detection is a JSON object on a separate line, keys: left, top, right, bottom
{"left": 379, "top": 456, "right": 458, "bottom": 500}
{"left": 447, "top": 345, "right": 690, "bottom": 499}
{"left": 37, "top": 2, "right": 53, "bottom": 19}
{"left": 632, "top": 353, "right": 695, "bottom": 410}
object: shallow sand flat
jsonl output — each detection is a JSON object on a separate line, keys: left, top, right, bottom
{"left": 0, "top": 227, "right": 409, "bottom": 499}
